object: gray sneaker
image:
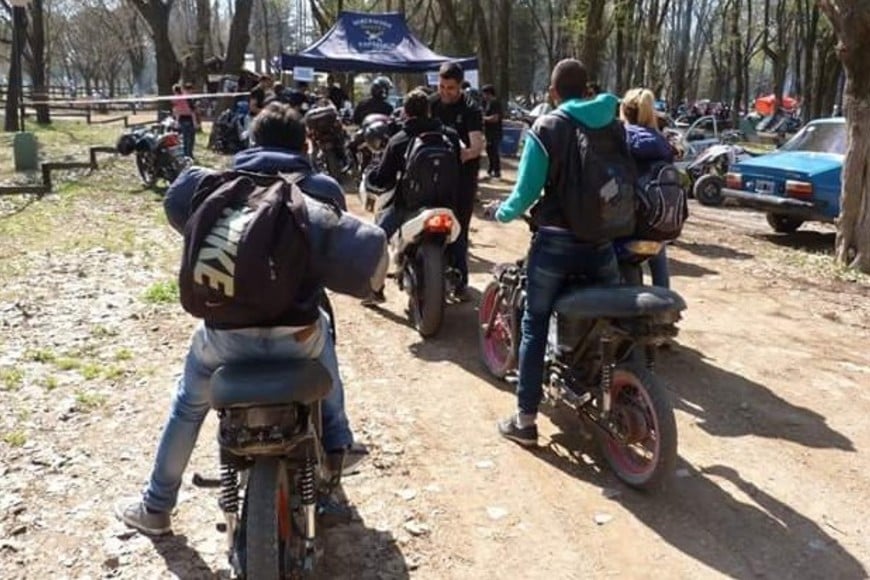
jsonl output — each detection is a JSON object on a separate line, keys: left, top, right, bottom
{"left": 114, "top": 498, "right": 171, "bottom": 536}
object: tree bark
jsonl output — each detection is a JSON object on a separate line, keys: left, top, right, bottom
{"left": 819, "top": 0, "right": 870, "bottom": 272}
{"left": 4, "top": 6, "right": 25, "bottom": 132}
{"left": 129, "top": 0, "right": 180, "bottom": 99}
{"left": 26, "top": 0, "right": 50, "bottom": 124}
{"left": 222, "top": 0, "right": 254, "bottom": 77}
{"left": 581, "top": 0, "right": 606, "bottom": 82}
{"left": 497, "top": 0, "right": 510, "bottom": 100}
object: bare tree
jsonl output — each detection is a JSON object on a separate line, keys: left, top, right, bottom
{"left": 127, "top": 0, "right": 180, "bottom": 97}
{"left": 818, "top": 0, "right": 870, "bottom": 272}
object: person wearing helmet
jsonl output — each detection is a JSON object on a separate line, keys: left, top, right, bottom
{"left": 353, "top": 77, "right": 395, "bottom": 126}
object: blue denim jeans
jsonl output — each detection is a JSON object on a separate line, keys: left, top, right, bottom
{"left": 143, "top": 312, "right": 351, "bottom": 513}
{"left": 177, "top": 116, "right": 196, "bottom": 158}
{"left": 516, "top": 229, "right": 620, "bottom": 415}
{"left": 375, "top": 204, "right": 403, "bottom": 241}
{"left": 647, "top": 245, "right": 670, "bottom": 289}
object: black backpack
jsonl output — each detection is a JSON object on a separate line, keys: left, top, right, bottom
{"left": 554, "top": 111, "right": 638, "bottom": 242}
{"left": 635, "top": 162, "right": 689, "bottom": 241}
{"left": 401, "top": 131, "right": 460, "bottom": 210}
{"left": 178, "top": 171, "right": 312, "bottom": 327}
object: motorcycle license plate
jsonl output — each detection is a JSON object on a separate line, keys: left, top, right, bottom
{"left": 169, "top": 145, "right": 185, "bottom": 158}
{"left": 755, "top": 180, "right": 776, "bottom": 194}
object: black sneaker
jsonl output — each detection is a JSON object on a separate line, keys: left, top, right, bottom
{"left": 497, "top": 416, "right": 538, "bottom": 447}
{"left": 361, "top": 288, "right": 386, "bottom": 307}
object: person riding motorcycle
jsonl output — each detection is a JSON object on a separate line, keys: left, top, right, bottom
{"left": 486, "top": 59, "right": 626, "bottom": 447}
{"left": 114, "top": 102, "right": 388, "bottom": 536}
{"left": 353, "top": 77, "right": 395, "bottom": 126}
{"left": 361, "top": 88, "right": 462, "bottom": 305}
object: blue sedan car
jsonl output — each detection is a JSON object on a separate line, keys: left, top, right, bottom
{"left": 723, "top": 117, "right": 845, "bottom": 233}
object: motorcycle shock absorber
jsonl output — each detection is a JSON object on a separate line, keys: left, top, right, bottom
{"left": 599, "top": 335, "right": 616, "bottom": 417}
{"left": 300, "top": 455, "right": 317, "bottom": 545}
{"left": 218, "top": 461, "right": 239, "bottom": 553}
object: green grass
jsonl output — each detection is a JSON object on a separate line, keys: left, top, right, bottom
{"left": 74, "top": 389, "right": 107, "bottom": 410}
{"left": 25, "top": 348, "right": 56, "bottom": 363}
{"left": 143, "top": 279, "right": 179, "bottom": 304}
{"left": 55, "top": 357, "right": 81, "bottom": 371}
{"left": 114, "top": 348, "right": 133, "bottom": 361}
{"left": 103, "top": 366, "right": 125, "bottom": 381}
{"left": 3, "top": 431, "right": 27, "bottom": 447}
{"left": 43, "top": 376, "right": 59, "bottom": 391}
{"left": 1, "top": 367, "right": 24, "bottom": 391}
{"left": 79, "top": 363, "right": 103, "bottom": 380}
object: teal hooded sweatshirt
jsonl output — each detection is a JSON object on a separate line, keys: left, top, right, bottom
{"left": 495, "top": 93, "right": 620, "bottom": 223}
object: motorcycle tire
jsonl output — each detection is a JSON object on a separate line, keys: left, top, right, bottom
{"left": 245, "top": 457, "right": 294, "bottom": 579}
{"left": 135, "top": 151, "right": 158, "bottom": 188}
{"left": 694, "top": 174, "right": 725, "bottom": 207}
{"left": 478, "top": 280, "right": 516, "bottom": 379}
{"left": 410, "top": 241, "right": 445, "bottom": 338}
{"left": 596, "top": 365, "right": 678, "bottom": 491}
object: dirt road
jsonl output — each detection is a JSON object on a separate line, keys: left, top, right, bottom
{"left": 1, "top": 164, "right": 868, "bottom": 579}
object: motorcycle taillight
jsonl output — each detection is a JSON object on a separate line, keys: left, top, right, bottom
{"left": 162, "top": 134, "right": 180, "bottom": 147}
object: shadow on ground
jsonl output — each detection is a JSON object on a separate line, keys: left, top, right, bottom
{"left": 407, "top": 292, "right": 863, "bottom": 578}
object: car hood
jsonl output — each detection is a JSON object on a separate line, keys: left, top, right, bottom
{"left": 735, "top": 151, "right": 842, "bottom": 176}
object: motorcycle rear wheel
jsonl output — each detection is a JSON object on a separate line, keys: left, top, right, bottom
{"left": 410, "top": 241, "right": 445, "bottom": 338}
{"left": 596, "top": 365, "right": 677, "bottom": 491}
{"left": 478, "top": 280, "right": 516, "bottom": 378}
{"left": 245, "top": 457, "right": 294, "bottom": 579}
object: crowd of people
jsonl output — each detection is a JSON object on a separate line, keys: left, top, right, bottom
{"left": 116, "top": 58, "right": 680, "bottom": 537}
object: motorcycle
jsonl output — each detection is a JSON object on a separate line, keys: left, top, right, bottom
{"left": 116, "top": 117, "right": 191, "bottom": 188}
{"left": 304, "top": 105, "right": 352, "bottom": 185}
{"left": 349, "top": 113, "right": 398, "bottom": 210}
{"left": 478, "top": 227, "right": 684, "bottom": 490}
{"left": 361, "top": 180, "right": 462, "bottom": 337}
{"left": 199, "top": 358, "right": 340, "bottom": 578}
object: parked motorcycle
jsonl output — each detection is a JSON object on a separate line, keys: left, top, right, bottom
{"left": 361, "top": 181, "right": 462, "bottom": 337}
{"left": 478, "top": 228, "right": 684, "bottom": 490}
{"left": 304, "top": 105, "right": 352, "bottom": 185}
{"left": 116, "top": 118, "right": 191, "bottom": 188}
{"left": 201, "top": 359, "right": 339, "bottom": 578}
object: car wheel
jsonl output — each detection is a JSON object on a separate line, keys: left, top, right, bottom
{"left": 766, "top": 213, "right": 804, "bottom": 233}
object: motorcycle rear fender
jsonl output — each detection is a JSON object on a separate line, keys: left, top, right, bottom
{"left": 394, "top": 208, "right": 461, "bottom": 253}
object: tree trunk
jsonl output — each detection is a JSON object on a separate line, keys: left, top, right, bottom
{"left": 581, "top": 0, "right": 606, "bottom": 82}
{"left": 819, "top": 0, "right": 870, "bottom": 272}
{"left": 497, "top": 0, "right": 510, "bottom": 100}
{"left": 27, "top": 0, "right": 50, "bottom": 124}
{"left": 801, "top": 2, "right": 819, "bottom": 124}
{"left": 223, "top": 0, "right": 254, "bottom": 77}
{"left": 4, "top": 6, "right": 26, "bottom": 132}
{"left": 130, "top": 0, "right": 180, "bottom": 99}
{"left": 673, "top": 0, "right": 693, "bottom": 104}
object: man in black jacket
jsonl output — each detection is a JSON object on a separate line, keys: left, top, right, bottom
{"left": 353, "top": 77, "right": 395, "bottom": 126}
{"left": 366, "top": 88, "right": 461, "bottom": 239}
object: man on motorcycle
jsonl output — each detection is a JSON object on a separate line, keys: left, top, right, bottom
{"left": 487, "top": 59, "right": 624, "bottom": 446}
{"left": 115, "top": 102, "right": 388, "bottom": 536}
{"left": 353, "top": 77, "right": 395, "bottom": 126}
{"left": 360, "top": 88, "right": 462, "bottom": 305}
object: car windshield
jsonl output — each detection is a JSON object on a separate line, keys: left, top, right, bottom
{"left": 779, "top": 122, "right": 846, "bottom": 155}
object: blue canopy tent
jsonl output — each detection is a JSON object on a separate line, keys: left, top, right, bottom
{"left": 280, "top": 11, "right": 478, "bottom": 73}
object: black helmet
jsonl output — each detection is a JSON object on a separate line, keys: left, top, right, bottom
{"left": 371, "top": 76, "right": 393, "bottom": 100}
{"left": 363, "top": 117, "right": 392, "bottom": 151}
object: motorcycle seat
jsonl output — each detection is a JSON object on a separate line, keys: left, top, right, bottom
{"left": 210, "top": 360, "right": 333, "bottom": 409}
{"left": 554, "top": 285, "right": 686, "bottom": 319}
